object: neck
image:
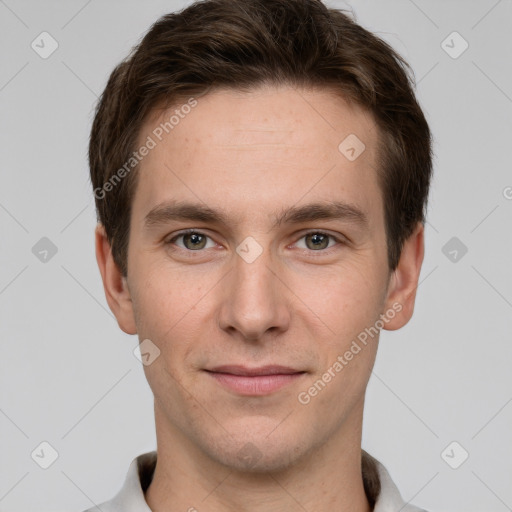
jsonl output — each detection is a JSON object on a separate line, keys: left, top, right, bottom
{"left": 145, "top": 402, "right": 372, "bottom": 512}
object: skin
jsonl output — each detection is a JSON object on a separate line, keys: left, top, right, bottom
{"left": 96, "top": 84, "right": 424, "bottom": 512}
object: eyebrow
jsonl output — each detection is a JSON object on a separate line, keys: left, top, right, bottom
{"left": 143, "top": 200, "right": 368, "bottom": 230}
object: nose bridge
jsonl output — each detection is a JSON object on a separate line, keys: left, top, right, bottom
{"left": 218, "top": 241, "right": 289, "bottom": 340}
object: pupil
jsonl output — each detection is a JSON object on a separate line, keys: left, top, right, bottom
{"left": 186, "top": 233, "right": 205, "bottom": 249}
{"left": 308, "top": 233, "right": 328, "bottom": 250}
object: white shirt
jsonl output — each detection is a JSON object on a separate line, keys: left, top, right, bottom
{"left": 82, "top": 450, "right": 427, "bottom": 512}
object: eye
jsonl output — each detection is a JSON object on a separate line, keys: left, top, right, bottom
{"left": 166, "top": 230, "right": 216, "bottom": 251}
{"left": 294, "top": 231, "right": 342, "bottom": 251}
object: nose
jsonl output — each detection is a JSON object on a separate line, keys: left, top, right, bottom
{"left": 217, "top": 245, "right": 291, "bottom": 342}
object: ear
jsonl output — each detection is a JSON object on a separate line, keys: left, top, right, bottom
{"left": 382, "top": 222, "right": 425, "bottom": 331}
{"left": 95, "top": 223, "right": 137, "bottom": 335}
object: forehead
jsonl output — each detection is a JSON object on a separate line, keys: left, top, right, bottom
{"left": 142, "top": 85, "right": 377, "bottom": 151}
{"left": 133, "top": 85, "right": 382, "bottom": 227}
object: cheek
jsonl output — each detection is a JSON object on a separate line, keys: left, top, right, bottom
{"left": 130, "top": 262, "right": 219, "bottom": 372}
{"left": 131, "top": 256, "right": 211, "bottom": 331}
{"left": 290, "top": 260, "right": 386, "bottom": 343}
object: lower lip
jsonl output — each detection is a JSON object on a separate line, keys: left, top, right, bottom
{"left": 207, "top": 372, "right": 305, "bottom": 395}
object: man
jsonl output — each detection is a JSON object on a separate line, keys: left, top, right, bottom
{"left": 86, "top": 0, "right": 432, "bottom": 510}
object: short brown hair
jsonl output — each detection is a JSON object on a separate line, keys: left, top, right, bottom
{"left": 89, "top": 0, "right": 433, "bottom": 276}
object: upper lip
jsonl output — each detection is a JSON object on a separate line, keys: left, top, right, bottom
{"left": 206, "top": 365, "right": 304, "bottom": 376}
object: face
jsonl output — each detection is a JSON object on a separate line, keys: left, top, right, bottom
{"left": 98, "top": 84, "right": 423, "bottom": 473}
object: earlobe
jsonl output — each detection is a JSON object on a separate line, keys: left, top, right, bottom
{"left": 382, "top": 222, "right": 425, "bottom": 331}
{"left": 95, "top": 224, "right": 137, "bottom": 335}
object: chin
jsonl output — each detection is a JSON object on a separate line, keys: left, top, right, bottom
{"left": 200, "top": 421, "right": 312, "bottom": 474}
{"left": 216, "top": 443, "right": 300, "bottom": 474}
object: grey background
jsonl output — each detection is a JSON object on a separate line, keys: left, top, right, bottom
{"left": 1, "top": 0, "right": 511, "bottom": 511}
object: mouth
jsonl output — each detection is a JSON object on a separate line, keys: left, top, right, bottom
{"left": 204, "top": 365, "right": 306, "bottom": 396}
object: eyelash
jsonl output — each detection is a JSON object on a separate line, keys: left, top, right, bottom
{"left": 165, "top": 229, "right": 345, "bottom": 255}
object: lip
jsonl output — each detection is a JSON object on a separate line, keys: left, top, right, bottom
{"left": 208, "top": 365, "right": 302, "bottom": 376}
{"left": 205, "top": 365, "right": 306, "bottom": 395}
